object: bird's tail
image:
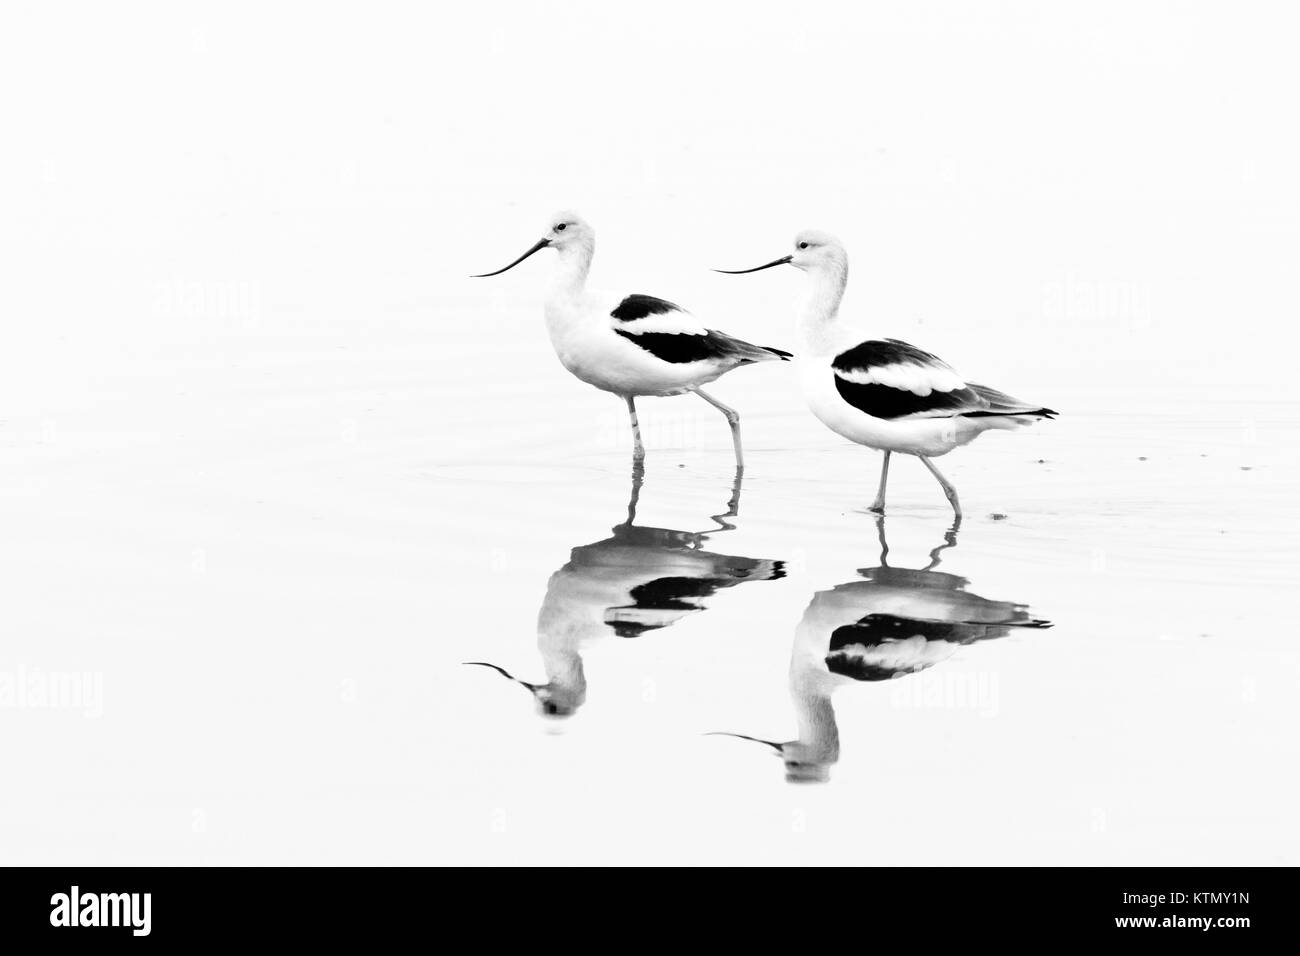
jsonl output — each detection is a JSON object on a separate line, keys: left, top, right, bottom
{"left": 966, "top": 383, "right": 1057, "bottom": 420}
{"left": 724, "top": 557, "right": 786, "bottom": 581}
{"left": 738, "top": 342, "right": 792, "bottom": 363}
{"left": 713, "top": 330, "right": 793, "bottom": 364}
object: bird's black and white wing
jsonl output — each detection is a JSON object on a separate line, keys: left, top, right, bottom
{"left": 610, "top": 293, "right": 791, "bottom": 365}
{"left": 825, "top": 607, "right": 1051, "bottom": 682}
{"left": 825, "top": 614, "right": 975, "bottom": 681}
{"left": 573, "top": 525, "right": 785, "bottom": 638}
{"left": 831, "top": 339, "right": 1054, "bottom": 420}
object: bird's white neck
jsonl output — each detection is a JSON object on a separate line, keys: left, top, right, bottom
{"left": 789, "top": 669, "right": 841, "bottom": 764}
{"left": 541, "top": 646, "right": 586, "bottom": 697}
{"left": 536, "top": 570, "right": 597, "bottom": 697}
{"left": 796, "top": 260, "right": 849, "bottom": 357}
{"left": 548, "top": 239, "right": 595, "bottom": 299}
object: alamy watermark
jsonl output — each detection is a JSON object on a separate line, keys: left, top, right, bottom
{"left": 1042, "top": 274, "right": 1152, "bottom": 331}
{"left": 50, "top": 886, "right": 150, "bottom": 936}
{"left": 0, "top": 666, "right": 103, "bottom": 718}
{"left": 153, "top": 278, "right": 260, "bottom": 327}
{"left": 888, "top": 669, "right": 1000, "bottom": 717}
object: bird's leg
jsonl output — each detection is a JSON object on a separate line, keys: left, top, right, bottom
{"left": 724, "top": 464, "right": 743, "bottom": 519}
{"left": 923, "top": 525, "right": 960, "bottom": 571}
{"left": 873, "top": 514, "right": 891, "bottom": 567}
{"left": 708, "top": 465, "right": 745, "bottom": 532}
{"left": 625, "top": 395, "right": 646, "bottom": 462}
{"left": 919, "top": 455, "right": 962, "bottom": 524}
{"left": 869, "top": 451, "right": 891, "bottom": 514}
{"left": 690, "top": 386, "right": 744, "bottom": 471}
{"left": 626, "top": 459, "right": 645, "bottom": 525}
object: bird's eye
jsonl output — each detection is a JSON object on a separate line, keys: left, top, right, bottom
{"left": 555, "top": 223, "right": 567, "bottom": 232}
{"left": 798, "top": 241, "right": 809, "bottom": 249}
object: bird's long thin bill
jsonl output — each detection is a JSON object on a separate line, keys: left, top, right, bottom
{"left": 705, "top": 731, "right": 783, "bottom": 754}
{"left": 472, "top": 237, "right": 551, "bottom": 277}
{"left": 463, "top": 661, "right": 538, "bottom": 692}
{"left": 713, "top": 254, "right": 793, "bottom": 275}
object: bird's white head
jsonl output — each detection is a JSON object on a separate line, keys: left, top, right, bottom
{"left": 531, "top": 683, "right": 585, "bottom": 719}
{"left": 781, "top": 741, "right": 835, "bottom": 783}
{"left": 788, "top": 230, "right": 847, "bottom": 272}
{"left": 714, "top": 229, "right": 847, "bottom": 276}
{"left": 472, "top": 210, "right": 594, "bottom": 277}
{"left": 544, "top": 210, "right": 593, "bottom": 250}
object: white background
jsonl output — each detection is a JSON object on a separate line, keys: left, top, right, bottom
{"left": 1, "top": 2, "right": 1297, "bottom": 864}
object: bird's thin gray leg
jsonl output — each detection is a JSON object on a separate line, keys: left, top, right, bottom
{"left": 690, "top": 386, "right": 744, "bottom": 471}
{"left": 626, "top": 459, "right": 645, "bottom": 525}
{"left": 625, "top": 396, "right": 646, "bottom": 462}
{"left": 869, "top": 451, "right": 891, "bottom": 514}
{"left": 724, "top": 464, "right": 743, "bottom": 519}
{"left": 919, "top": 455, "right": 962, "bottom": 523}
{"left": 872, "top": 515, "right": 891, "bottom": 567}
{"left": 923, "top": 525, "right": 961, "bottom": 571}
{"left": 708, "top": 465, "right": 745, "bottom": 532}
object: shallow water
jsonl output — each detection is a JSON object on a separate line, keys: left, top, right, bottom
{"left": 3, "top": 312, "right": 1296, "bottom": 863}
{"left": 3, "top": 3, "right": 1299, "bottom": 865}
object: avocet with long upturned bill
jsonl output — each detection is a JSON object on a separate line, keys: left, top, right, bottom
{"left": 475, "top": 212, "right": 791, "bottom": 469}
{"left": 718, "top": 231, "right": 1055, "bottom": 520}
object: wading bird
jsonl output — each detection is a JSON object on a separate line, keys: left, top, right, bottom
{"left": 711, "top": 520, "right": 1051, "bottom": 782}
{"left": 465, "top": 467, "right": 783, "bottom": 718}
{"left": 475, "top": 212, "right": 791, "bottom": 468}
{"left": 717, "top": 232, "right": 1055, "bottom": 519}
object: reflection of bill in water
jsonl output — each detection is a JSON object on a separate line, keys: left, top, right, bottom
{"left": 713, "top": 518, "right": 1051, "bottom": 783}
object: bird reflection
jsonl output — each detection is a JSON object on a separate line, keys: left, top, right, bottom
{"left": 713, "top": 519, "right": 1051, "bottom": 782}
{"left": 467, "top": 465, "right": 784, "bottom": 718}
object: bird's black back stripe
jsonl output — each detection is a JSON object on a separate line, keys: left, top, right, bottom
{"left": 615, "top": 328, "right": 725, "bottom": 364}
{"left": 831, "top": 338, "right": 946, "bottom": 374}
{"left": 607, "top": 621, "right": 662, "bottom": 638}
{"left": 825, "top": 655, "right": 916, "bottom": 681}
{"left": 834, "top": 378, "right": 980, "bottom": 420}
{"left": 617, "top": 328, "right": 792, "bottom": 365}
{"left": 611, "top": 293, "right": 683, "bottom": 322}
{"left": 604, "top": 575, "right": 720, "bottom": 637}
{"left": 627, "top": 575, "right": 719, "bottom": 610}
{"left": 830, "top": 614, "right": 968, "bottom": 650}
{"left": 825, "top": 613, "right": 964, "bottom": 681}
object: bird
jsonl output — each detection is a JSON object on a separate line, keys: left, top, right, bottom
{"left": 465, "top": 467, "right": 784, "bottom": 718}
{"left": 716, "top": 231, "right": 1055, "bottom": 521}
{"left": 474, "top": 212, "right": 791, "bottom": 469}
{"left": 711, "top": 519, "right": 1051, "bottom": 782}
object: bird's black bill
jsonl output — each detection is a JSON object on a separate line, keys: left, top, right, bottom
{"left": 463, "top": 661, "right": 539, "bottom": 692}
{"left": 705, "top": 731, "right": 783, "bottom": 754}
{"left": 713, "top": 254, "right": 793, "bottom": 275}
{"left": 472, "top": 237, "right": 551, "bottom": 277}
